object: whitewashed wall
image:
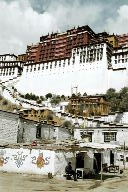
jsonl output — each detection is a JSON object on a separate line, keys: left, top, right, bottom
{"left": 0, "top": 148, "right": 55, "bottom": 175}
{"left": 54, "top": 151, "right": 76, "bottom": 175}
{"left": 74, "top": 127, "right": 128, "bottom": 146}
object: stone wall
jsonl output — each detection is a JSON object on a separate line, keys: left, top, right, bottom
{"left": 18, "top": 118, "right": 72, "bottom": 143}
{"left": 18, "top": 118, "right": 37, "bottom": 143}
{"left": 0, "top": 110, "right": 19, "bottom": 143}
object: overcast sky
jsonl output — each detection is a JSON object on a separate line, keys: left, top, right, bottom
{"left": 0, "top": 0, "right": 128, "bottom": 55}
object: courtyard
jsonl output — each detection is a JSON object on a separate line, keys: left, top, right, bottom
{"left": 0, "top": 171, "right": 128, "bottom": 192}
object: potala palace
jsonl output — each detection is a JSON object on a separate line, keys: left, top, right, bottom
{"left": 0, "top": 25, "right": 128, "bottom": 97}
{"left": 1, "top": 25, "right": 128, "bottom": 176}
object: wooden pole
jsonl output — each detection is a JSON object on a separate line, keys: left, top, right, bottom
{"left": 123, "top": 141, "right": 125, "bottom": 170}
{"left": 101, "top": 152, "right": 103, "bottom": 182}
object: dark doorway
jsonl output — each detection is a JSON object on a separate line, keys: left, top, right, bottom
{"left": 93, "top": 153, "right": 101, "bottom": 173}
{"left": 76, "top": 152, "right": 85, "bottom": 168}
{"left": 110, "top": 150, "right": 114, "bottom": 165}
{"left": 36, "top": 124, "right": 41, "bottom": 138}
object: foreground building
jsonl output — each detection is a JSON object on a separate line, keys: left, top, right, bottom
{"left": 0, "top": 109, "right": 128, "bottom": 174}
{"left": 0, "top": 141, "right": 121, "bottom": 176}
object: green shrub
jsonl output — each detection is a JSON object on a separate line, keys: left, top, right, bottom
{"left": 2, "top": 100, "right": 8, "bottom": 105}
{"left": 45, "top": 93, "right": 52, "bottom": 99}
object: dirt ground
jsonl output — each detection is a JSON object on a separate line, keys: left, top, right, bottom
{"left": 0, "top": 170, "right": 128, "bottom": 192}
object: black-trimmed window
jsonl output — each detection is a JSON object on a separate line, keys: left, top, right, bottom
{"left": 104, "top": 132, "right": 117, "bottom": 142}
{"left": 80, "top": 131, "right": 92, "bottom": 142}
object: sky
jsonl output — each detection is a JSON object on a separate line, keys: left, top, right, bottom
{"left": 0, "top": 0, "right": 128, "bottom": 55}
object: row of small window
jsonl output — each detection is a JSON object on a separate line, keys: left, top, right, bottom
{"left": 0, "top": 62, "right": 21, "bottom": 67}
{"left": 80, "top": 132, "right": 116, "bottom": 142}
{"left": 0, "top": 68, "right": 15, "bottom": 76}
{"left": 0, "top": 72, "right": 15, "bottom": 76}
{"left": 73, "top": 44, "right": 104, "bottom": 53}
{"left": 76, "top": 49, "right": 103, "bottom": 59}
{"left": 115, "top": 54, "right": 128, "bottom": 59}
{"left": 26, "top": 60, "right": 71, "bottom": 72}
{"left": 80, "top": 55, "right": 103, "bottom": 63}
{"left": 115, "top": 59, "right": 128, "bottom": 64}
{"left": 0, "top": 70, "right": 15, "bottom": 76}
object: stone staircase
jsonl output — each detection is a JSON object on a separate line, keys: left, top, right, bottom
{"left": 0, "top": 76, "right": 44, "bottom": 109}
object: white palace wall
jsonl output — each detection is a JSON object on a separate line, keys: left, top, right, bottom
{"left": 1, "top": 42, "right": 128, "bottom": 97}
{"left": 15, "top": 43, "right": 110, "bottom": 96}
{"left": 108, "top": 68, "right": 128, "bottom": 91}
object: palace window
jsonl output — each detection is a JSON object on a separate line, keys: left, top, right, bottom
{"left": 55, "top": 61, "right": 57, "bottom": 68}
{"left": 68, "top": 59, "right": 70, "bottom": 65}
{"left": 104, "top": 132, "right": 117, "bottom": 142}
{"left": 59, "top": 60, "right": 61, "bottom": 67}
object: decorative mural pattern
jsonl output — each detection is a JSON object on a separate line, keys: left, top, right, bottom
{"left": 0, "top": 150, "right": 9, "bottom": 167}
{"left": 12, "top": 151, "right": 28, "bottom": 168}
{"left": 32, "top": 152, "right": 50, "bottom": 169}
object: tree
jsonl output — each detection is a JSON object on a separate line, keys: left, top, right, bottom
{"left": 40, "top": 96, "right": 45, "bottom": 101}
{"left": 119, "top": 87, "right": 128, "bottom": 99}
{"left": 83, "top": 92, "right": 87, "bottom": 96}
{"left": 63, "top": 120, "right": 72, "bottom": 128}
{"left": 77, "top": 92, "right": 81, "bottom": 97}
{"left": 105, "top": 87, "right": 128, "bottom": 112}
{"left": 2, "top": 100, "right": 8, "bottom": 105}
{"left": 71, "top": 93, "right": 76, "bottom": 98}
{"left": 61, "top": 95, "right": 65, "bottom": 100}
{"left": 119, "top": 97, "right": 128, "bottom": 112}
{"left": 25, "top": 93, "right": 31, "bottom": 100}
{"left": 20, "top": 94, "right": 24, "bottom": 98}
{"left": 50, "top": 95, "right": 61, "bottom": 105}
{"left": 45, "top": 93, "right": 52, "bottom": 99}
{"left": 36, "top": 99, "right": 42, "bottom": 104}
{"left": 106, "top": 88, "right": 116, "bottom": 100}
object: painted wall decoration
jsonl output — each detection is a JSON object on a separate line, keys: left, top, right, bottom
{"left": 0, "top": 150, "right": 9, "bottom": 167}
{"left": 32, "top": 152, "right": 50, "bottom": 169}
{"left": 12, "top": 151, "right": 28, "bottom": 168}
